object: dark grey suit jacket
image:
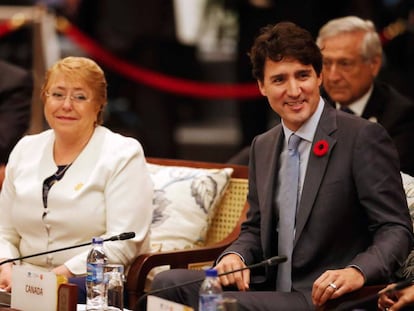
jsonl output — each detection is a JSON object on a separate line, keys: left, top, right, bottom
{"left": 0, "top": 60, "right": 32, "bottom": 163}
{"left": 321, "top": 81, "right": 414, "bottom": 176}
{"left": 224, "top": 102, "right": 413, "bottom": 306}
{"left": 362, "top": 81, "right": 414, "bottom": 176}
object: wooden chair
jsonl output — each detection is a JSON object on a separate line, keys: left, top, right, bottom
{"left": 125, "top": 158, "right": 249, "bottom": 309}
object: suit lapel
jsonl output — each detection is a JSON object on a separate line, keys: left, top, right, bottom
{"left": 258, "top": 126, "right": 284, "bottom": 259}
{"left": 361, "top": 82, "right": 384, "bottom": 122}
{"left": 294, "top": 104, "right": 337, "bottom": 245}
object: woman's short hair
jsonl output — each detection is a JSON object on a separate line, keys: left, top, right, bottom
{"left": 41, "top": 56, "right": 108, "bottom": 125}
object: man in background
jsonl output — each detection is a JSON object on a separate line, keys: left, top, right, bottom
{"left": 317, "top": 15, "right": 414, "bottom": 176}
{"left": 0, "top": 60, "right": 32, "bottom": 186}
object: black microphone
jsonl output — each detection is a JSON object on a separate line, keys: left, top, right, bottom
{"left": 0, "top": 232, "right": 136, "bottom": 266}
{"left": 107, "top": 232, "right": 136, "bottom": 241}
{"left": 135, "top": 255, "right": 287, "bottom": 310}
{"left": 335, "top": 278, "right": 414, "bottom": 311}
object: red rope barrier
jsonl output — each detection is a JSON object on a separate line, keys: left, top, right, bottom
{"left": 0, "top": 19, "right": 25, "bottom": 38}
{"left": 57, "top": 18, "right": 262, "bottom": 100}
{"left": 0, "top": 21, "right": 12, "bottom": 37}
{"left": 1, "top": 16, "right": 405, "bottom": 100}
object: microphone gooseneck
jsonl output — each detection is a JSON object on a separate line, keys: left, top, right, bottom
{"left": 135, "top": 255, "right": 287, "bottom": 310}
{"left": 387, "top": 278, "right": 414, "bottom": 292}
{"left": 218, "top": 255, "right": 287, "bottom": 277}
{"left": 0, "top": 232, "right": 135, "bottom": 266}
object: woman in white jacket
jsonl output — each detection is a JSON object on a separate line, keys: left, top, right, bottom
{"left": 0, "top": 56, "right": 153, "bottom": 300}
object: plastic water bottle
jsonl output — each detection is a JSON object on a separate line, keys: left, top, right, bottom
{"left": 86, "top": 237, "right": 107, "bottom": 310}
{"left": 199, "top": 268, "right": 223, "bottom": 311}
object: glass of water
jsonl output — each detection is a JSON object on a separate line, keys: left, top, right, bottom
{"left": 222, "top": 297, "right": 238, "bottom": 311}
{"left": 104, "top": 264, "right": 125, "bottom": 311}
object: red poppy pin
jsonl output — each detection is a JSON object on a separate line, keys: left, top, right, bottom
{"left": 313, "top": 140, "right": 329, "bottom": 157}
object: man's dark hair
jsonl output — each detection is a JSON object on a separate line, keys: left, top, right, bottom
{"left": 249, "top": 21, "right": 323, "bottom": 81}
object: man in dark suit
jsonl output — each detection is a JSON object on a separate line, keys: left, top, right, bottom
{"left": 0, "top": 60, "right": 32, "bottom": 187}
{"left": 317, "top": 15, "right": 414, "bottom": 177}
{"left": 146, "top": 22, "right": 413, "bottom": 311}
{"left": 229, "top": 15, "right": 414, "bottom": 174}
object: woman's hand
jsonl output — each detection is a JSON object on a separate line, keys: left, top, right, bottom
{"left": 0, "top": 164, "right": 5, "bottom": 190}
{"left": 0, "top": 261, "right": 13, "bottom": 292}
{"left": 52, "top": 264, "right": 74, "bottom": 279}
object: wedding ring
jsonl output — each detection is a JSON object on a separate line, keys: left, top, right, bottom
{"left": 328, "top": 282, "right": 338, "bottom": 290}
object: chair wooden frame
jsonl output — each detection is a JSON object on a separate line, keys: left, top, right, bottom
{"left": 125, "top": 158, "right": 249, "bottom": 309}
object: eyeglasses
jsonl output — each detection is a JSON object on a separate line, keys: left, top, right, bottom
{"left": 322, "top": 58, "right": 366, "bottom": 73}
{"left": 46, "top": 91, "right": 90, "bottom": 104}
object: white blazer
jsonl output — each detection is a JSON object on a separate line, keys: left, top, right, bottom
{"left": 0, "top": 126, "right": 153, "bottom": 275}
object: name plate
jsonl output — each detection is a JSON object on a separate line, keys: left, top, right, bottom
{"left": 11, "top": 265, "right": 59, "bottom": 311}
{"left": 147, "top": 295, "right": 194, "bottom": 311}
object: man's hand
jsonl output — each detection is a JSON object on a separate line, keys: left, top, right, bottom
{"left": 378, "top": 283, "right": 414, "bottom": 311}
{"left": 215, "top": 254, "right": 250, "bottom": 291}
{"left": 312, "top": 267, "right": 365, "bottom": 306}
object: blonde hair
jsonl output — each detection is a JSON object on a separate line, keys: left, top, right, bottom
{"left": 41, "top": 56, "right": 108, "bottom": 125}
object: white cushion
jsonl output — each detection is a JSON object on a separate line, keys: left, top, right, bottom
{"left": 147, "top": 163, "right": 233, "bottom": 252}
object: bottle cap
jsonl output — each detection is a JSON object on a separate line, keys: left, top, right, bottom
{"left": 92, "top": 237, "right": 104, "bottom": 244}
{"left": 205, "top": 268, "right": 218, "bottom": 277}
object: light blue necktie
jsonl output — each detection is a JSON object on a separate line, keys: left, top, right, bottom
{"left": 276, "top": 133, "right": 301, "bottom": 292}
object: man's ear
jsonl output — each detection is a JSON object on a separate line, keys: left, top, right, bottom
{"left": 370, "top": 55, "right": 382, "bottom": 77}
{"left": 257, "top": 80, "right": 266, "bottom": 96}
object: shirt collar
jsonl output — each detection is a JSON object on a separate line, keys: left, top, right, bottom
{"left": 282, "top": 97, "right": 324, "bottom": 144}
{"left": 335, "top": 85, "right": 373, "bottom": 116}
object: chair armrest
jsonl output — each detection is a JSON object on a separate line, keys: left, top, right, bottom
{"left": 127, "top": 158, "right": 249, "bottom": 309}
{"left": 126, "top": 239, "right": 233, "bottom": 309}
{"left": 125, "top": 202, "right": 247, "bottom": 310}
{"left": 317, "top": 284, "right": 385, "bottom": 311}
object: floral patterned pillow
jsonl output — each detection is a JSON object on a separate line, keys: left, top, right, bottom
{"left": 147, "top": 163, "right": 233, "bottom": 252}
{"left": 402, "top": 172, "right": 414, "bottom": 223}
{"left": 398, "top": 172, "right": 414, "bottom": 278}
